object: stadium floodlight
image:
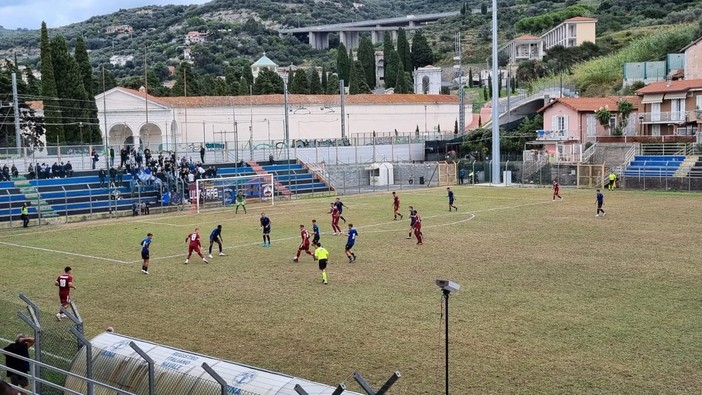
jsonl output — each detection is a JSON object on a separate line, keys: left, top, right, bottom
{"left": 436, "top": 279, "right": 460, "bottom": 395}
{"left": 195, "top": 173, "right": 275, "bottom": 213}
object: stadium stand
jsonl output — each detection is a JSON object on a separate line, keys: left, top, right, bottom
{"left": 623, "top": 155, "right": 686, "bottom": 177}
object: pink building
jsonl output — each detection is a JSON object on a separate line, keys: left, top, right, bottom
{"left": 683, "top": 36, "right": 702, "bottom": 80}
{"left": 538, "top": 96, "right": 641, "bottom": 143}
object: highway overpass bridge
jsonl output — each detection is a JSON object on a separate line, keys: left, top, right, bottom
{"left": 279, "top": 12, "right": 459, "bottom": 49}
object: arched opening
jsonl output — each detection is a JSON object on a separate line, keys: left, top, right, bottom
{"left": 422, "top": 76, "right": 430, "bottom": 94}
{"left": 139, "top": 123, "right": 163, "bottom": 151}
{"left": 108, "top": 124, "right": 133, "bottom": 148}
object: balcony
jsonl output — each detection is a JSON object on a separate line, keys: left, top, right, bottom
{"left": 640, "top": 111, "right": 688, "bottom": 124}
{"left": 536, "top": 130, "right": 576, "bottom": 141}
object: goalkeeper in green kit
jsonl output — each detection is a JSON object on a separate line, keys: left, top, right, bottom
{"left": 235, "top": 190, "right": 247, "bottom": 214}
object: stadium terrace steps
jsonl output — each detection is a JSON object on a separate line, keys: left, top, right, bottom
{"left": 248, "top": 161, "right": 292, "bottom": 197}
{"left": 623, "top": 155, "right": 685, "bottom": 177}
{"left": 674, "top": 156, "right": 699, "bottom": 177}
{"left": 687, "top": 158, "right": 702, "bottom": 177}
{"left": 13, "top": 177, "right": 59, "bottom": 219}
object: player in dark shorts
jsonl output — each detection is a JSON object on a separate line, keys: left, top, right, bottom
{"left": 312, "top": 219, "right": 320, "bottom": 245}
{"left": 335, "top": 197, "right": 347, "bottom": 223}
{"left": 446, "top": 187, "right": 457, "bottom": 211}
{"left": 407, "top": 206, "right": 418, "bottom": 239}
{"left": 344, "top": 223, "right": 358, "bottom": 262}
{"left": 313, "top": 242, "right": 330, "bottom": 285}
{"left": 141, "top": 233, "right": 153, "bottom": 274}
{"left": 595, "top": 189, "right": 605, "bottom": 217}
{"left": 260, "top": 212, "right": 272, "bottom": 246}
{"left": 208, "top": 225, "right": 225, "bottom": 258}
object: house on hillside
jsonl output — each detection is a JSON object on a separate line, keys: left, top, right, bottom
{"left": 105, "top": 25, "right": 133, "bottom": 35}
{"left": 535, "top": 96, "right": 641, "bottom": 160}
{"left": 185, "top": 31, "right": 208, "bottom": 45}
{"left": 500, "top": 17, "right": 597, "bottom": 66}
{"left": 635, "top": 79, "right": 702, "bottom": 136}
{"left": 683, "top": 36, "right": 702, "bottom": 80}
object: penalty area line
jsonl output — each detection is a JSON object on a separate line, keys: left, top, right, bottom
{"left": 0, "top": 241, "right": 130, "bottom": 264}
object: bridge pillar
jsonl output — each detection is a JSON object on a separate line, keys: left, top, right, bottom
{"left": 339, "top": 31, "right": 360, "bottom": 49}
{"left": 392, "top": 30, "right": 398, "bottom": 41}
{"left": 371, "top": 29, "right": 381, "bottom": 44}
{"left": 308, "top": 31, "right": 329, "bottom": 50}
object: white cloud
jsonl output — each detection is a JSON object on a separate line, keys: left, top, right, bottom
{"left": 0, "top": 0, "right": 210, "bottom": 30}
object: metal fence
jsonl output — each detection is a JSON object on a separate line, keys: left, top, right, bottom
{"left": 0, "top": 293, "right": 82, "bottom": 394}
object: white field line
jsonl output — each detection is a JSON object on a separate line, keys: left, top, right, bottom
{"left": 0, "top": 336, "right": 72, "bottom": 363}
{"left": 0, "top": 241, "right": 130, "bottom": 264}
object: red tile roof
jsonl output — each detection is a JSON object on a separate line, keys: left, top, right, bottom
{"left": 634, "top": 79, "right": 702, "bottom": 94}
{"left": 514, "top": 35, "right": 541, "bottom": 40}
{"left": 538, "top": 96, "right": 640, "bottom": 113}
{"left": 565, "top": 17, "right": 597, "bottom": 22}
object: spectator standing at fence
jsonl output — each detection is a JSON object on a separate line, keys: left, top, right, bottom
{"left": 91, "top": 149, "right": 99, "bottom": 170}
{"left": 120, "top": 147, "right": 127, "bottom": 168}
{"left": 65, "top": 161, "right": 73, "bottom": 177}
{"left": 55, "top": 266, "right": 75, "bottom": 321}
{"left": 20, "top": 203, "right": 29, "bottom": 228}
{"left": 109, "top": 147, "right": 115, "bottom": 167}
{"left": 459, "top": 168, "right": 466, "bottom": 185}
{"left": 98, "top": 168, "right": 106, "bottom": 188}
{"left": 3, "top": 334, "right": 34, "bottom": 391}
{"left": 200, "top": 144, "right": 206, "bottom": 163}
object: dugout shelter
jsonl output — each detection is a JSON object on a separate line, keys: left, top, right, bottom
{"left": 65, "top": 332, "right": 363, "bottom": 395}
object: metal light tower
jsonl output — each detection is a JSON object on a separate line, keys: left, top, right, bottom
{"left": 455, "top": 34, "right": 465, "bottom": 136}
{"left": 491, "top": 0, "right": 502, "bottom": 184}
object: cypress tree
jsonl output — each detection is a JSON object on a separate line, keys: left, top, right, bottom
{"left": 353, "top": 61, "right": 371, "bottom": 94}
{"left": 238, "top": 76, "right": 250, "bottom": 96}
{"left": 290, "top": 68, "right": 310, "bottom": 94}
{"left": 74, "top": 36, "right": 101, "bottom": 143}
{"left": 253, "top": 68, "right": 284, "bottom": 94}
{"left": 498, "top": 72, "right": 503, "bottom": 97}
{"left": 395, "top": 69, "right": 409, "bottom": 94}
{"left": 410, "top": 30, "right": 434, "bottom": 69}
{"left": 172, "top": 62, "right": 199, "bottom": 96}
{"left": 40, "top": 22, "right": 64, "bottom": 144}
{"left": 51, "top": 35, "right": 88, "bottom": 144}
{"left": 382, "top": 32, "right": 394, "bottom": 87}
{"left": 357, "top": 35, "right": 376, "bottom": 90}
{"left": 24, "top": 66, "right": 42, "bottom": 96}
{"left": 483, "top": 86, "right": 488, "bottom": 101}
{"left": 336, "top": 43, "right": 350, "bottom": 86}
{"left": 397, "top": 28, "right": 411, "bottom": 73}
{"left": 385, "top": 49, "right": 400, "bottom": 89}
{"left": 468, "top": 68, "right": 473, "bottom": 88}
{"left": 348, "top": 58, "right": 359, "bottom": 94}
{"left": 327, "top": 73, "right": 340, "bottom": 94}
{"left": 309, "top": 67, "right": 322, "bottom": 94}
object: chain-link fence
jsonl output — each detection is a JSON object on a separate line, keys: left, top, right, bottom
{"left": 0, "top": 292, "right": 81, "bottom": 394}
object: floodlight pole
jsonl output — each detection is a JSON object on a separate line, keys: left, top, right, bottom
{"left": 443, "top": 288, "right": 450, "bottom": 395}
{"left": 491, "top": 0, "right": 501, "bottom": 184}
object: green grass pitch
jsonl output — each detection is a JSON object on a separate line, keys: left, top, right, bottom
{"left": 0, "top": 186, "right": 700, "bottom": 394}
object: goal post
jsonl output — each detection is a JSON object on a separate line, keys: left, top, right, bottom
{"left": 194, "top": 173, "right": 275, "bottom": 213}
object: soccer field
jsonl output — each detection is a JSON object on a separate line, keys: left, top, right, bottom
{"left": 1, "top": 186, "right": 700, "bottom": 394}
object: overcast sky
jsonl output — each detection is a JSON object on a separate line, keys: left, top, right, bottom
{"left": 0, "top": 0, "right": 211, "bottom": 30}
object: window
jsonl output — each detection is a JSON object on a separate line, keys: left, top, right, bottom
{"left": 586, "top": 114, "right": 596, "bottom": 136}
{"left": 422, "top": 76, "right": 430, "bottom": 94}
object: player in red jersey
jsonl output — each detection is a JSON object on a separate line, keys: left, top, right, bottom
{"left": 552, "top": 179, "right": 562, "bottom": 200}
{"left": 185, "top": 227, "right": 209, "bottom": 264}
{"left": 55, "top": 266, "right": 76, "bottom": 321}
{"left": 330, "top": 202, "right": 342, "bottom": 235}
{"left": 392, "top": 192, "right": 403, "bottom": 220}
{"left": 293, "top": 224, "right": 314, "bottom": 262}
{"left": 413, "top": 211, "right": 423, "bottom": 245}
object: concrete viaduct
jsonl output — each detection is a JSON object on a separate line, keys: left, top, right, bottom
{"left": 279, "top": 12, "right": 459, "bottom": 50}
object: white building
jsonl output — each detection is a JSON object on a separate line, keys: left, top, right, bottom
{"left": 95, "top": 87, "right": 468, "bottom": 149}
{"left": 109, "top": 55, "right": 134, "bottom": 67}
{"left": 251, "top": 53, "right": 278, "bottom": 81}
{"left": 413, "top": 65, "right": 442, "bottom": 94}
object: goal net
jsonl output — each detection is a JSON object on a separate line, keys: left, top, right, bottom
{"left": 194, "top": 173, "right": 275, "bottom": 213}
